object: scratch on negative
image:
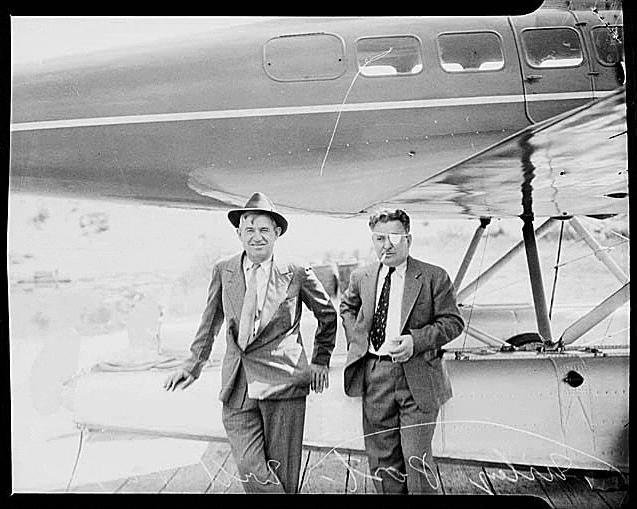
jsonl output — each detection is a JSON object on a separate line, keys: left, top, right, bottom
{"left": 319, "top": 48, "right": 394, "bottom": 177}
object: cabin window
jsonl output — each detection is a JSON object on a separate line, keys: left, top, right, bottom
{"left": 437, "top": 32, "right": 505, "bottom": 72}
{"left": 591, "top": 25, "right": 624, "bottom": 65}
{"left": 356, "top": 36, "right": 423, "bottom": 77}
{"left": 521, "top": 27, "right": 583, "bottom": 68}
{"left": 264, "top": 32, "right": 346, "bottom": 81}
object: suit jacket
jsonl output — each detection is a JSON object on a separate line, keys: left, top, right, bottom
{"left": 183, "top": 252, "right": 337, "bottom": 402}
{"left": 340, "top": 256, "right": 464, "bottom": 412}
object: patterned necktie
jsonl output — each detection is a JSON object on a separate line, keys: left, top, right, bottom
{"left": 369, "top": 266, "right": 395, "bottom": 351}
{"left": 238, "top": 263, "right": 261, "bottom": 350}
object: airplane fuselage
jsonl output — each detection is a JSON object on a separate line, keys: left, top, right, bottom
{"left": 10, "top": 10, "right": 624, "bottom": 215}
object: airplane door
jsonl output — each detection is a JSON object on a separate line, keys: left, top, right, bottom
{"left": 510, "top": 10, "right": 595, "bottom": 123}
{"left": 570, "top": 9, "right": 625, "bottom": 93}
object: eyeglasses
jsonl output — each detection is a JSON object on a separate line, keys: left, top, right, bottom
{"left": 371, "top": 233, "right": 410, "bottom": 245}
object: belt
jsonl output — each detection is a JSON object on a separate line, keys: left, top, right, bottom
{"left": 366, "top": 348, "right": 446, "bottom": 362}
{"left": 366, "top": 351, "right": 393, "bottom": 362}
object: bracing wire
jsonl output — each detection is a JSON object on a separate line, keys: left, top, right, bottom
{"left": 548, "top": 221, "right": 565, "bottom": 320}
{"left": 460, "top": 221, "right": 491, "bottom": 352}
{"left": 553, "top": 238, "right": 628, "bottom": 270}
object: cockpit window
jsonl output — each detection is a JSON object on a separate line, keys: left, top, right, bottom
{"left": 592, "top": 25, "right": 624, "bottom": 65}
{"left": 521, "top": 27, "right": 583, "bottom": 68}
{"left": 437, "top": 31, "right": 505, "bottom": 72}
{"left": 356, "top": 36, "right": 423, "bottom": 77}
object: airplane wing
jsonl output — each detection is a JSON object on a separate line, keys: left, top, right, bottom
{"left": 368, "top": 87, "right": 628, "bottom": 219}
{"left": 10, "top": 15, "right": 627, "bottom": 220}
{"left": 10, "top": 87, "right": 628, "bottom": 220}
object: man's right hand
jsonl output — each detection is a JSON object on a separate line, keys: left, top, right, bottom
{"left": 163, "top": 369, "right": 196, "bottom": 391}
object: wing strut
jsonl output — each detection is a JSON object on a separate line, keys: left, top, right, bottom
{"left": 522, "top": 215, "right": 553, "bottom": 344}
{"left": 453, "top": 217, "right": 491, "bottom": 290}
{"left": 567, "top": 217, "right": 629, "bottom": 285}
{"left": 463, "top": 324, "right": 511, "bottom": 349}
{"left": 456, "top": 218, "right": 557, "bottom": 303}
{"left": 559, "top": 283, "right": 630, "bottom": 346}
{"left": 555, "top": 216, "right": 630, "bottom": 347}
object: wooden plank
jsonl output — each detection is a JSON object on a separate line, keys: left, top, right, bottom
{"left": 538, "top": 474, "right": 614, "bottom": 509}
{"left": 597, "top": 491, "right": 629, "bottom": 509}
{"left": 483, "top": 465, "right": 552, "bottom": 506}
{"left": 344, "top": 452, "right": 376, "bottom": 494}
{"left": 204, "top": 443, "right": 245, "bottom": 494}
{"left": 68, "top": 477, "right": 128, "bottom": 493}
{"left": 299, "top": 448, "right": 351, "bottom": 493}
{"left": 584, "top": 473, "right": 629, "bottom": 509}
{"left": 297, "top": 449, "right": 312, "bottom": 492}
{"left": 116, "top": 468, "right": 178, "bottom": 493}
{"left": 163, "top": 441, "right": 237, "bottom": 493}
{"left": 199, "top": 441, "right": 236, "bottom": 493}
{"left": 361, "top": 455, "right": 377, "bottom": 494}
{"left": 436, "top": 461, "right": 493, "bottom": 495}
{"left": 161, "top": 463, "right": 211, "bottom": 493}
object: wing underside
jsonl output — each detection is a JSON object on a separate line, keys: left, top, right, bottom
{"left": 372, "top": 88, "right": 628, "bottom": 219}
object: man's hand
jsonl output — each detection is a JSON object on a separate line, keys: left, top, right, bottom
{"left": 310, "top": 363, "right": 329, "bottom": 393}
{"left": 163, "top": 369, "right": 195, "bottom": 391}
{"left": 388, "top": 334, "right": 414, "bottom": 363}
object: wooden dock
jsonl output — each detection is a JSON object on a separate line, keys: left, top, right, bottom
{"left": 59, "top": 429, "right": 628, "bottom": 506}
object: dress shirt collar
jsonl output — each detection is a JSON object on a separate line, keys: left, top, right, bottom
{"left": 379, "top": 259, "right": 407, "bottom": 279}
{"left": 243, "top": 253, "right": 273, "bottom": 274}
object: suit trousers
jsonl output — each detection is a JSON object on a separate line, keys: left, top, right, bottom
{"left": 362, "top": 355, "right": 440, "bottom": 494}
{"left": 221, "top": 366, "right": 306, "bottom": 494}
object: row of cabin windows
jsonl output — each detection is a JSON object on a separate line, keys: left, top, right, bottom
{"left": 263, "top": 26, "right": 623, "bottom": 81}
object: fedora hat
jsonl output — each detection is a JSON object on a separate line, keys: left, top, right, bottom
{"left": 227, "top": 192, "right": 288, "bottom": 235}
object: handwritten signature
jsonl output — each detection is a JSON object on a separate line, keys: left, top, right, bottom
{"left": 310, "top": 449, "right": 439, "bottom": 492}
{"left": 194, "top": 419, "right": 624, "bottom": 493}
{"left": 302, "top": 419, "right": 625, "bottom": 494}
{"left": 200, "top": 457, "right": 282, "bottom": 491}
{"left": 468, "top": 451, "right": 572, "bottom": 495}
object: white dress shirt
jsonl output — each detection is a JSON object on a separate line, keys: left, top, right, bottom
{"left": 243, "top": 255, "right": 273, "bottom": 335}
{"left": 369, "top": 260, "right": 407, "bottom": 356}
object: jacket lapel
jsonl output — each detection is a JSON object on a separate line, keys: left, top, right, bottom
{"left": 362, "top": 263, "right": 380, "bottom": 327}
{"left": 225, "top": 253, "right": 245, "bottom": 322}
{"left": 252, "top": 258, "right": 293, "bottom": 342}
{"left": 401, "top": 256, "right": 423, "bottom": 332}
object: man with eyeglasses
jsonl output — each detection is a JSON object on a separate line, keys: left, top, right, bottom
{"left": 340, "top": 209, "right": 464, "bottom": 494}
{"left": 164, "top": 192, "right": 336, "bottom": 493}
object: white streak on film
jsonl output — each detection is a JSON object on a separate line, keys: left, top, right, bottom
{"left": 319, "top": 48, "right": 394, "bottom": 177}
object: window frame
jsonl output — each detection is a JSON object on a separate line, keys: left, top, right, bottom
{"left": 519, "top": 26, "right": 586, "bottom": 70}
{"left": 354, "top": 34, "right": 424, "bottom": 78}
{"left": 590, "top": 24, "right": 624, "bottom": 67}
{"left": 262, "top": 31, "right": 347, "bottom": 82}
{"left": 435, "top": 29, "right": 506, "bottom": 74}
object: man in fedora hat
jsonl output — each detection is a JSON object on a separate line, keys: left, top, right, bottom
{"left": 164, "top": 192, "right": 337, "bottom": 493}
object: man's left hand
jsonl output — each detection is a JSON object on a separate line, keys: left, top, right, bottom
{"left": 310, "top": 363, "right": 329, "bottom": 393}
{"left": 389, "top": 334, "right": 414, "bottom": 363}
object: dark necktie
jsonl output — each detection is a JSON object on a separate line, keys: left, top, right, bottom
{"left": 369, "top": 266, "right": 395, "bottom": 351}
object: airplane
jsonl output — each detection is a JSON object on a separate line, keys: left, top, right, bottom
{"left": 9, "top": 5, "right": 629, "bottom": 492}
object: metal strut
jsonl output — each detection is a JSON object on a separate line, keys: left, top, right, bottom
{"left": 554, "top": 216, "right": 630, "bottom": 346}
{"left": 454, "top": 217, "right": 491, "bottom": 290}
{"left": 456, "top": 218, "right": 556, "bottom": 303}
{"left": 518, "top": 130, "right": 553, "bottom": 346}
{"left": 522, "top": 215, "right": 553, "bottom": 344}
{"left": 567, "top": 216, "right": 629, "bottom": 284}
{"left": 560, "top": 283, "right": 630, "bottom": 345}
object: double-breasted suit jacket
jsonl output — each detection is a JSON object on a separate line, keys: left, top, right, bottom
{"left": 340, "top": 256, "right": 464, "bottom": 412}
{"left": 183, "top": 252, "right": 337, "bottom": 402}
